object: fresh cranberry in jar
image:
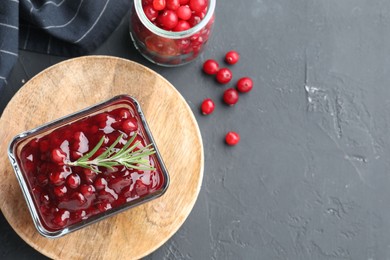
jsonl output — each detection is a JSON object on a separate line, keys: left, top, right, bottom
{"left": 157, "top": 10, "right": 179, "bottom": 30}
{"left": 143, "top": 5, "right": 158, "bottom": 22}
{"left": 189, "top": 0, "right": 207, "bottom": 12}
{"left": 153, "top": 0, "right": 166, "bottom": 10}
{"left": 166, "top": 0, "right": 180, "bottom": 10}
{"left": 176, "top": 5, "right": 192, "bottom": 20}
{"left": 216, "top": 68, "right": 233, "bottom": 84}
{"left": 173, "top": 20, "right": 191, "bottom": 31}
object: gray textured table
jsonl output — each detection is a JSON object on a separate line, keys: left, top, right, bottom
{"left": 2, "top": 1, "right": 390, "bottom": 259}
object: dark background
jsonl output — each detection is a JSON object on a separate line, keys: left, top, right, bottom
{"left": 2, "top": 0, "right": 390, "bottom": 259}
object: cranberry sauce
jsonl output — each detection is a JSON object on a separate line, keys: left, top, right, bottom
{"left": 16, "top": 103, "right": 166, "bottom": 232}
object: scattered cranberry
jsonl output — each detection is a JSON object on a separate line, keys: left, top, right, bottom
{"left": 223, "top": 88, "right": 239, "bottom": 105}
{"left": 201, "top": 98, "right": 215, "bottom": 115}
{"left": 236, "top": 77, "right": 253, "bottom": 93}
{"left": 225, "top": 50, "right": 240, "bottom": 65}
{"left": 225, "top": 131, "right": 240, "bottom": 146}
{"left": 153, "top": 0, "right": 166, "bottom": 10}
{"left": 203, "top": 59, "right": 219, "bottom": 75}
{"left": 216, "top": 68, "right": 233, "bottom": 84}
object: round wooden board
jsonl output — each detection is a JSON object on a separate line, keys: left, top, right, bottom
{"left": 0, "top": 56, "right": 204, "bottom": 260}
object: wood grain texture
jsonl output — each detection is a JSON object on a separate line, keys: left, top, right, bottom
{"left": 0, "top": 56, "right": 204, "bottom": 260}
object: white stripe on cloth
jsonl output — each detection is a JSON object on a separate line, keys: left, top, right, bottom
{"left": 0, "top": 50, "right": 18, "bottom": 56}
{"left": 0, "top": 23, "right": 18, "bottom": 30}
{"left": 42, "top": 0, "right": 84, "bottom": 29}
{"left": 24, "top": 0, "right": 68, "bottom": 11}
{"left": 73, "top": 0, "right": 110, "bottom": 43}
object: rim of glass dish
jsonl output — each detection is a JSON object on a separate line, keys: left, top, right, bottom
{"left": 134, "top": 0, "right": 216, "bottom": 39}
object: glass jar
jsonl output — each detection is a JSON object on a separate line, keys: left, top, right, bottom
{"left": 8, "top": 95, "right": 169, "bottom": 238}
{"left": 130, "top": 0, "right": 216, "bottom": 67}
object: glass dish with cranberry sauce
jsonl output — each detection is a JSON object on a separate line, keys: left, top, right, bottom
{"left": 8, "top": 95, "right": 169, "bottom": 238}
{"left": 130, "top": 0, "right": 216, "bottom": 66}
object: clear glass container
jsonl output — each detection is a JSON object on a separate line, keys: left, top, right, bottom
{"left": 130, "top": 0, "right": 216, "bottom": 66}
{"left": 8, "top": 95, "right": 169, "bottom": 238}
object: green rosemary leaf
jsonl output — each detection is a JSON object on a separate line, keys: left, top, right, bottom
{"left": 77, "top": 135, "right": 105, "bottom": 162}
{"left": 65, "top": 134, "right": 156, "bottom": 174}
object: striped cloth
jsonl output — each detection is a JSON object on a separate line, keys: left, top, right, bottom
{"left": 0, "top": 0, "right": 131, "bottom": 91}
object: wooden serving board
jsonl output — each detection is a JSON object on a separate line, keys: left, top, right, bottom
{"left": 0, "top": 56, "right": 204, "bottom": 260}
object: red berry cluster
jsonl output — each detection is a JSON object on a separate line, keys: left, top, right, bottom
{"left": 200, "top": 50, "right": 254, "bottom": 146}
{"left": 142, "top": 0, "right": 208, "bottom": 32}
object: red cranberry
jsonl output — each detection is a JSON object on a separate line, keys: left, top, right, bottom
{"left": 225, "top": 131, "right": 240, "bottom": 146}
{"left": 176, "top": 5, "right": 192, "bottom": 20}
{"left": 188, "top": 15, "right": 202, "bottom": 27}
{"left": 80, "top": 184, "right": 96, "bottom": 197}
{"left": 153, "top": 0, "right": 166, "bottom": 10}
{"left": 216, "top": 68, "right": 233, "bottom": 84}
{"left": 36, "top": 174, "right": 48, "bottom": 186}
{"left": 173, "top": 20, "right": 191, "bottom": 31}
{"left": 189, "top": 0, "right": 207, "bottom": 13}
{"left": 166, "top": 0, "right": 180, "bottom": 10}
{"left": 95, "top": 177, "right": 108, "bottom": 191}
{"left": 49, "top": 171, "right": 66, "bottom": 186}
{"left": 143, "top": 5, "right": 158, "bottom": 22}
{"left": 51, "top": 148, "right": 67, "bottom": 164}
{"left": 203, "top": 59, "right": 219, "bottom": 75}
{"left": 72, "top": 192, "right": 87, "bottom": 205}
{"left": 236, "top": 77, "right": 253, "bottom": 93}
{"left": 122, "top": 118, "right": 138, "bottom": 133}
{"left": 119, "top": 109, "right": 131, "bottom": 119}
{"left": 54, "top": 185, "right": 68, "bottom": 197}
{"left": 97, "top": 201, "right": 112, "bottom": 212}
{"left": 223, "top": 88, "right": 239, "bottom": 105}
{"left": 157, "top": 10, "right": 179, "bottom": 30}
{"left": 52, "top": 209, "right": 70, "bottom": 227}
{"left": 225, "top": 50, "right": 240, "bottom": 65}
{"left": 179, "top": 0, "right": 189, "bottom": 4}
{"left": 83, "top": 168, "right": 97, "bottom": 184}
{"left": 201, "top": 98, "right": 215, "bottom": 115}
{"left": 135, "top": 180, "right": 149, "bottom": 196}
{"left": 40, "top": 192, "right": 50, "bottom": 205}
{"left": 143, "top": 0, "right": 153, "bottom": 5}
{"left": 66, "top": 174, "right": 81, "bottom": 189}
{"left": 39, "top": 140, "right": 49, "bottom": 153}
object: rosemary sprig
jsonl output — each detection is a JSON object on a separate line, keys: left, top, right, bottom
{"left": 66, "top": 134, "right": 156, "bottom": 173}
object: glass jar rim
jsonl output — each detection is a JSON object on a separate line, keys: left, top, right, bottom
{"left": 134, "top": 0, "right": 216, "bottom": 39}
